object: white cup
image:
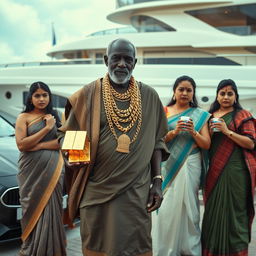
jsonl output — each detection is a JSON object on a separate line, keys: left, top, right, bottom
{"left": 180, "top": 116, "right": 190, "bottom": 122}
{"left": 211, "top": 117, "right": 221, "bottom": 132}
{"left": 180, "top": 116, "right": 190, "bottom": 130}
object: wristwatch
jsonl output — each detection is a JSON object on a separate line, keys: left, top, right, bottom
{"left": 152, "top": 175, "right": 164, "bottom": 182}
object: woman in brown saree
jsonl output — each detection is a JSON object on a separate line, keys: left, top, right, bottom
{"left": 15, "top": 81, "right": 66, "bottom": 256}
{"left": 202, "top": 79, "right": 256, "bottom": 256}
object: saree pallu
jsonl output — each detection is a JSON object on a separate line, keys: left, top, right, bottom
{"left": 152, "top": 107, "right": 210, "bottom": 256}
{"left": 18, "top": 117, "right": 66, "bottom": 256}
{"left": 202, "top": 110, "right": 256, "bottom": 256}
{"left": 161, "top": 108, "right": 210, "bottom": 193}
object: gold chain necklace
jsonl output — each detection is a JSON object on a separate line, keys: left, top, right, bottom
{"left": 102, "top": 74, "right": 142, "bottom": 153}
{"left": 111, "top": 84, "right": 132, "bottom": 101}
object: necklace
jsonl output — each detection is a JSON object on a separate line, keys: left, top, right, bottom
{"left": 102, "top": 74, "right": 142, "bottom": 153}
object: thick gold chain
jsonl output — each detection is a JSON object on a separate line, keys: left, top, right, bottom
{"left": 111, "top": 84, "right": 132, "bottom": 101}
{"left": 102, "top": 74, "right": 142, "bottom": 143}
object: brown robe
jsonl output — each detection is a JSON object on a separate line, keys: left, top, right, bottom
{"left": 58, "top": 78, "right": 169, "bottom": 256}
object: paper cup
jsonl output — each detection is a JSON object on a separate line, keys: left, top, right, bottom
{"left": 180, "top": 116, "right": 190, "bottom": 122}
{"left": 211, "top": 117, "right": 221, "bottom": 132}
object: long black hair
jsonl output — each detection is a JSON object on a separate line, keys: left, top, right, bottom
{"left": 23, "top": 81, "right": 61, "bottom": 127}
{"left": 209, "top": 79, "right": 243, "bottom": 114}
{"left": 167, "top": 75, "right": 198, "bottom": 107}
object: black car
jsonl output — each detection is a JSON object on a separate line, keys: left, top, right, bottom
{"left": 0, "top": 112, "right": 68, "bottom": 242}
{"left": 0, "top": 113, "right": 21, "bottom": 242}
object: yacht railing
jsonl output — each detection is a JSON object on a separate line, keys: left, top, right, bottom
{"left": 89, "top": 26, "right": 137, "bottom": 36}
{"left": 0, "top": 59, "right": 94, "bottom": 68}
{"left": 116, "top": 0, "right": 162, "bottom": 8}
{"left": 0, "top": 54, "right": 255, "bottom": 68}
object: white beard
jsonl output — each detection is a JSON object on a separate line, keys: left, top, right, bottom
{"left": 109, "top": 71, "right": 132, "bottom": 85}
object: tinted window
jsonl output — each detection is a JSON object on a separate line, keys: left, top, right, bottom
{"left": 0, "top": 117, "right": 15, "bottom": 137}
{"left": 187, "top": 4, "right": 256, "bottom": 35}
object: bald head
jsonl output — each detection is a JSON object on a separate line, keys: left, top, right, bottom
{"left": 106, "top": 38, "right": 136, "bottom": 57}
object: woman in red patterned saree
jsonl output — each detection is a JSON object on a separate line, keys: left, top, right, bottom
{"left": 202, "top": 79, "right": 256, "bottom": 256}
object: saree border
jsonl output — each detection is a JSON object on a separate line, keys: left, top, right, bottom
{"left": 203, "top": 248, "right": 248, "bottom": 256}
{"left": 21, "top": 151, "right": 64, "bottom": 241}
{"left": 27, "top": 115, "right": 45, "bottom": 127}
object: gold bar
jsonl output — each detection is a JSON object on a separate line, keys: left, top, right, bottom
{"left": 62, "top": 131, "right": 76, "bottom": 150}
{"left": 62, "top": 131, "right": 90, "bottom": 163}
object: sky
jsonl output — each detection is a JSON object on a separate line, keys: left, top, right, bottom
{"left": 0, "top": 0, "right": 119, "bottom": 64}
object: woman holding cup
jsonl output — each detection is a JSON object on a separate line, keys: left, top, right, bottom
{"left": 152, "top": 75, "right": 211, "bottom": 256}
{"left": 202, "top": 79, "right": 256, "bottom": 256}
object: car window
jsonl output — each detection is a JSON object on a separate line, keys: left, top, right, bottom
{"left": 0, "top": 116, "right": 15, "bottom": 137}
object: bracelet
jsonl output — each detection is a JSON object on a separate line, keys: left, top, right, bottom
{"left": 152, "top": 175, "right": 163, "bottom": 182}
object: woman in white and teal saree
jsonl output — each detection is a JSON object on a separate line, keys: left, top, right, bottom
{"left": 152, "top": 76, "right": 211, "bottom": 256}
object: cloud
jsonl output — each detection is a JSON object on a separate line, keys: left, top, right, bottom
{"left": 0, "top": 0, "right": 117, "bottom": 63}
{"left": 0, "top": 0, "right": 48, "bottom": 60}
{"left": 0, "top": 42, "right": 23, "bottom": 64}
{"left": 0, "top": 0, "right": 46, "bottom": 37}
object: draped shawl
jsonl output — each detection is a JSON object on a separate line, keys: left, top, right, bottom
{"left": 161, "top": 107, "right": 210, "bottom": 192}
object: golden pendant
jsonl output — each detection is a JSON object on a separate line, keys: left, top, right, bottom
{"left": 116, "top": 134, "right": 130, "bottom": 153}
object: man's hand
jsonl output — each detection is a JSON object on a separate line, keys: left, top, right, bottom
{"left": 147, "top": 179, "right": 163, "bottom": 212}
{"left": 62, "top": 151, "right": 88, "bottom": 170}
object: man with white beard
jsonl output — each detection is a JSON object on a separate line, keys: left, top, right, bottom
{"left": 58, "top": 38, "right": 169, "bottom": 256}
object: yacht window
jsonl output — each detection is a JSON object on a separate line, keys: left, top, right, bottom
{"left": 63, "top": 52, "right": 75, "bottom": 59}
{"left": 76, "top": 51, "right": 82, "bottom": 58}
{"left": 187, "top": 4, "right": 256, "bottom": 35}
{"left": 95, "top": 53, "right": 104, "bottom": 64}
{"left": 88, "top": 26, "right": 138, "bottom": 37}
{"left": 245, "top": 47, "right": 256, "bottom": 53}
{"left": 143, "top": 57, "right": 240, "bottom": 65}
{"left": 201, "top": 96, "right": 209, "bottom": 103}
{"left": 131, "top": 15, "right": 175, "bottom": 32}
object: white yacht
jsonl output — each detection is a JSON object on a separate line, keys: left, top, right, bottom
{"left": 1, "top": 0, "right": 256, "bottom": 117}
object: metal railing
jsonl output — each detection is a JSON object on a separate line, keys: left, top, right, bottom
{"left": 1, "top": 54, "right": 256, "bottom": 69}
